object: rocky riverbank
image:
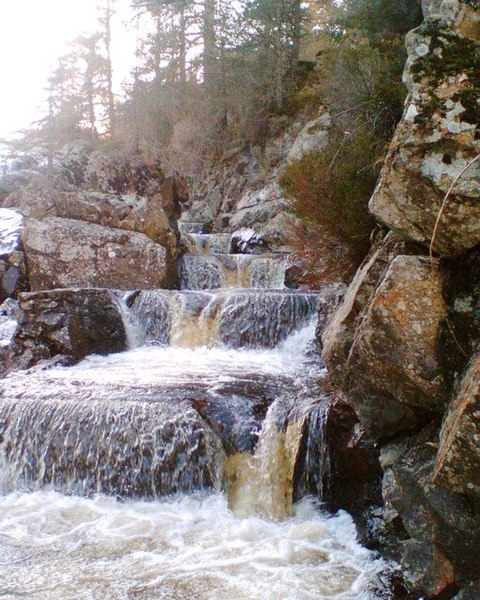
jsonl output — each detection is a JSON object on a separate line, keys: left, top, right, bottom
{"left": 323, "top": 1, "right": 480, "bottom": 597}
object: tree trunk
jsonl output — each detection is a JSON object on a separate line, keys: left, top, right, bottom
{"left": 104, "top": 0, "right": 116, "bottom": 136}
{"left": 274, "top": 2, "right": 284, "bottom": 109}
{"left": 203, "top": 0, "right": 217, "bottom": 91}
{"left": 178, "top": 5, "right": 187, "bottom": 91}
{"left": 86, "top": 59, "right": 98, "bottom": 139}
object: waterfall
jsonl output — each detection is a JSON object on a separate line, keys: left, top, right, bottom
{"left": 0, "top": 221, "right": 390, "bottom": 599}
{"left": 179, "top": 231, "right": 289, "bottom": 290}
{"left": 120, "top": 289, "right": 318, "bottom": 350}
{"left": 183, "top": 233, "right": 232, "bottom": 255}
{"left": 226, "top": 399, "right": 301, "bottom": 520}
{"left": 0, "top": 207, "right": 23, "bottom": 255}
{"left": 1, "top": 393, "right": 224, "bottom": 497}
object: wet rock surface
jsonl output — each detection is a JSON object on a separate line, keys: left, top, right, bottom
{"left": 381, "top": 423, "right": 480, "bottom": 594}
{"left": 2, "top": 288, "right": 126, "bottom": 375}
{"left": 290, "top": 396, "right": 382, "bottom": 536}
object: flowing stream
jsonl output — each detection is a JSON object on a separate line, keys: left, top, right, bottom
{"left": 0, "top": 228, "right": 389, "bottom": 599}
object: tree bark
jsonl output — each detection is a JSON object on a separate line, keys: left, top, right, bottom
{"left": 203, "top": 0, "right": 217, "bottom": 91}
{"left": 104, "top": 0, "right": 116, "bottom": 136}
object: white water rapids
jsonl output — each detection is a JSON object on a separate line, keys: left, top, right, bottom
{"left": 0, "top": 223, "right": 391, "bottom": 598}
{"left": 0, "top": 321, "right": 389, "bottom": 599}
{"left": 1, "top": 493, "right": 384, "bottom": 600}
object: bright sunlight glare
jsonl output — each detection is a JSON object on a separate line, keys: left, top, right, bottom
{"left": 0, "top": 0, "right": 134, "bottom": 140}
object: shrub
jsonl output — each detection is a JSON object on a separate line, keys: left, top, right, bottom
{"left": 281, "top": 127, "right": 378, "bottom": 285}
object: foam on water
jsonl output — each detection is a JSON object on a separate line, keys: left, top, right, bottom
{"left": 44, "top": 318, "right": 318, "bottom": 387}
{"left": 0, "top": 491, "right": 387, "bottom": 600}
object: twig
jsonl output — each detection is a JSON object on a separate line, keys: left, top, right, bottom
{"left": 445, "top": 317, "right": 469, "bottom": 359}
{"left": 429, "top": 153, "right": 480, "bottom": 263}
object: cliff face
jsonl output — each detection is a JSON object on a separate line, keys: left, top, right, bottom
{"left": 179, "top": 107, "right": 331, "bottom": 252}
{"left": 323, "top": 1, "right": 480, "bottom": 597}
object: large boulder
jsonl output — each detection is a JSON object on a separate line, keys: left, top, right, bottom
{"left": 433, "top": 352, "right": 480, "bottom": 496}
{"left": 54, "top": 191, "right": 177, "bottom": 253}
{"left": 22, "top": 217, "right": 171, "bottom": 291}
{"left": 2, "top": 288, "right": 127, "bottom": 375}
{"left": 323, "top": 234, "right": 448, "bottom": 439}
{"left": 5, "top": 182, "right": 177, "bottom": 253}
{"left": 369, "top": 1, "right": 480, "bottom": 256}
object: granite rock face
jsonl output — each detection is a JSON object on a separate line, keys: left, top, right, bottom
{"left": 369, "top": 0, "right": 480, "bottom": 256}
{"left": 433, "top": 352, "right": 480, "bottom": 496}
{"left": 180, "top": 107, "right": 331, "bottom": 250}
{"left": 0, "top": 151, "right": 181, "bottom": 297}
{"left": 22, "top": 217, "right": 171, "bottom": 291}
{"left": 323, "top": 235, "right": 448, "bottom": 439}
{"left": 321, "top": 3, "right": 480, "bottom": 597}
{"left": 381, "top": 424, "right": 480, "bottom": 595}
{"left": 5, "top": 182, "right": 178, "bottom": 254}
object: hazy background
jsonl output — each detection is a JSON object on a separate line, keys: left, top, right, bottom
{"left": 0, "top": 0, "right": 134, "bottom": 140}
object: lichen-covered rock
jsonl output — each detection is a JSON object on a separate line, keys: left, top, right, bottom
{"left": 381, "top": 424, "right": 480, "bottom": 595}
{"left": 22, "top": 217, "right": 171, "bottom": 291}
{"left": 5, "top": 183, "right": 178, "bottom": 253}
{"left": 433, "top": 352, "right": 480, "bottom": 496}
{"left": 3, "top": 289, "right": 127, "bottom": 375}
{"left": 286, "top": 111, "right": 331, "bottom": 163}
{"left": 2, "top": 180, "right": 60, "bottom": 218}
{"left": 55, "top": 191, "right": 177, "bottom": 253}
{"left": 322, "top": 234, "right": 402, "bottom": 378}
{"left": 323, "top": 235, "right": 447, "bottom": 439}
{"left": 369, "top": 1, "right": 480, "bottom": 256}
{"left": 86, "top": 152, "right": 165, "bottom": 196}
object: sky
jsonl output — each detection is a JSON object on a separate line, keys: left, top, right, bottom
{"left": 0, "top": 0, "right": 135, "bottom": 141}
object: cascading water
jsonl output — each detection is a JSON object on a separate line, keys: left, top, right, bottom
{"left": 0, "top": 225, "right": 390, "bottom": 599}
{"left": 179, "top": 232, "right": 289, "bottom": 291}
